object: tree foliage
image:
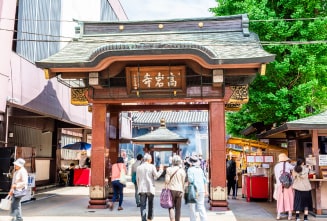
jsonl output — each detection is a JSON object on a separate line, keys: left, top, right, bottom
{"left": 210, "top": 0, "right": 327, "bottom": 137}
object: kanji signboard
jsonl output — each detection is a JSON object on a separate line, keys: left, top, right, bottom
{"left": 126, "top": 66, "right": 186, "bottom": 95}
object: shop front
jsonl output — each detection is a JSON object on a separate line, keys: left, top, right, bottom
{"left": 227, "top": 137, "right": 288, "bottom": 201}
{"left": 258, "top": 110, "right": 327, "bottom": 217}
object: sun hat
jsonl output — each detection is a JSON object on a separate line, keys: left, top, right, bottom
{"left": 13, "top": 158, "right": 25, "bottom": 167}
{"left": 187, "top": 155, "right": 200, "bottom": 166}
{"left": 278, "top": 153, "right": 290, "bottom": 162}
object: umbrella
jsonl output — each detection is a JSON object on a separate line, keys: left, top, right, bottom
{"left": 62, "top": 142, "right": 91, "bottom": 150}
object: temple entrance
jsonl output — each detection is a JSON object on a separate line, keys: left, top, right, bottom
{"left": 36, "top": 14, "right": 275, "bottom": 209}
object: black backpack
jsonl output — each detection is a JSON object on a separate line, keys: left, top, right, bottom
{"left": 279, "top": 162, "right": 293, "bottom": 188}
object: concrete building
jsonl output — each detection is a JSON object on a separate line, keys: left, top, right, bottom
{"left": 0, "top": 0, "right": 126, "bottom": 187}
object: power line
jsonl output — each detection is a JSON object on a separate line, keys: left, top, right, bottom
{"left": 1, "top": 16, "right": 327, "bottom": 23}
{"left": 0, "top": 27, "right": 74, "bottom": 39}
{"left": 251, "top": 17, "right": 327, "bottom": 22}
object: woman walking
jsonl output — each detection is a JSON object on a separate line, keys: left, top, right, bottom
{"left": 165, "top": 155, "right": 186, "bottom": 221}
{"left": 292, "top": 157, "right": 313, "bottom": 221}
{"left": 187, "top": 155, "right": 208, "bottom": 221}
{"left": 9, "top": 158, "right": 28, "bottom": 221}
{"left": 109, "top": 157, "right": 127, "bottom": 211}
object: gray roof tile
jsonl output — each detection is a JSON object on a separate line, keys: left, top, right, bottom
{"left": 36, "top": 14, "right": 275, "bottom": 69}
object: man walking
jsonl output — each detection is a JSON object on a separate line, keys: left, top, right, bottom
{"left": 226, "top": 156, "right": 237, "bottom": 199}
{"left": 136, "top": 153, "right": 163, "bottom": 221}
{"left": 131, "top": 154, "right": 143, "bottom": 207}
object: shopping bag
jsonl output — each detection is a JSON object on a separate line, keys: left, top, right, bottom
{"left": 119, "top": 170, "right": 127, "bottom": 185}
{"left": 13, "top": 188, "right": 27, "bottom": 198}
{"left": 131, "top": 172, "right": 137, "bottom": 184}
{"left": 160, "top": 188, "right": 173, "bottom": 208}
{"left": 187, "top": 183, "right": 198, "bottom": 204}
{"left": 0, "top": 195, "right": 12, "bottom": 210}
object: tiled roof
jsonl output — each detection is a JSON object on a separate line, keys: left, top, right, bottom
{"left": 286, "top": 110, "right": 327, "bottom": 129}
{"left": 131, "top": 111, "right": 208, "bottom": 127}
{"left": 257, "top": 110, "right": 327, "bottom": 138}
{"left": 36, "top": 14, "right": 274, "bottom": 68}
{"left": 132, "top": 124, "right": 189, "bottom": 143}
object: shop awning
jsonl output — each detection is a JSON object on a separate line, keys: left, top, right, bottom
{"left": 227, "top": 137, "right": 287, "bottom": 152}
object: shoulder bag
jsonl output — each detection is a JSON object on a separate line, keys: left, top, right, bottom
{"left": 13, "top": 188, "right": 27, "bottom": 198}
{"left": 118, "top": 164, "right": 127, "bottom": 185}
{"left": 160, "top": 168, "right": 179, "bottom": 208}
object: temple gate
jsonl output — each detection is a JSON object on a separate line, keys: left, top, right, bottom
{"left": 36, "top": 14, "right": 275, "bottom": 209}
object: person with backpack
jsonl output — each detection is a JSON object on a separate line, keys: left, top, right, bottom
{"left": 274, "top": 153, "right": 295, "bottom": 220}
{"left": 292, "top": 157, "right": 312, "bottom": 221}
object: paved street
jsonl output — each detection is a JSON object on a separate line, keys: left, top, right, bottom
{"left": 0, "top": 181, "right": 325, "bottom": 221}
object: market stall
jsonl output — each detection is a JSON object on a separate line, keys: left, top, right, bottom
{"left": 60, "top": 142, "right": 91, "bottom": 186}
{"left": 227, "top": 137, "right": 287, "bottom": 201}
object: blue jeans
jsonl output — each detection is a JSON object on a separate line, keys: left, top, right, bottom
{"left": 139, "top": 192, "right": 154, "bottom": 221}
{"left": 111, "top": 180, "right": 124, "bottom": 207}
{"left": 10, "top": 196, "right": 23, "bottom": 221}
{"left": 189, "top": 192, "right": 207, "bottom": 221}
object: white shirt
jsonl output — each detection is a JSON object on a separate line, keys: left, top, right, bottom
{"left": 136, "top": 161, "right": 163, "bottom": 195}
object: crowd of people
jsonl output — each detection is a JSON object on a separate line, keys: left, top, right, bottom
{"left": 109, "top": 153, "right": 208, "bottom": 221}
{"left": 5, "top": 152, "right": 313, "bottom": 221}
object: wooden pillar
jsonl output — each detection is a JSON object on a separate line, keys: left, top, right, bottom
{"left": 88, "top": 103, "right": 108, "bottom": 209}
{"left": 311, "top": 130, "right": 322, "bottom": 215}
{"left": 209, "top": 101, "right": 228, "bottom": 209}
{"left": 106, "top": 108, "right": 120, "bottom": 199}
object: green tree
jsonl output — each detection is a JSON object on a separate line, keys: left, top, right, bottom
{"left": 211, "top": 0, "right": 327, "bottom": 137}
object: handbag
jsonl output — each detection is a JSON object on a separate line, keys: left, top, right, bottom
{"left": 187, "top": 183, "right": 198, "bottom": 204}
{"left": 160, "top": 168, "right": 179, "bottom": 208}
{"left": 13, "top": 188, "right": 27, "bottom": 198}
{"left": 160, "top": 188, "right": 173, "bottom": 208}
{"left": 131, "top": 171, "right": 136, "bottom": 184}
{"left": 118, "top": 164, "right": 127, "bottom": 185}
{"left": 0, "top": 195, "right": 12, "bottom": 210}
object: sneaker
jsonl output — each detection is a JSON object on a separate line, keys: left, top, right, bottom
{"left": 296, "top": 219, "right": 301, "bottom": 221}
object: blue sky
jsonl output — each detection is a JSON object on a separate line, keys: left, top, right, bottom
{"left": 119, "top": 0, "right": 217, "bottom": 21}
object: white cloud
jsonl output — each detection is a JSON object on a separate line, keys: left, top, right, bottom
{"left": 119, "top": 0, "right": 217, "bottom": 20}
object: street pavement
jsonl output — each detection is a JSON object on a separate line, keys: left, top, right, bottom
{"left": 0, "top": 180, "right": 325, "bottom": 221}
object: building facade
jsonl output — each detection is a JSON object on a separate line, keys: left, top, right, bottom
{"left": 0, "top": 0, "right": 126, "bottom": 187}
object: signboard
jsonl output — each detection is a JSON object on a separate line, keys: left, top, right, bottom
{"left": 126, "top": 66, "right": 186, "bottom": 95}
{"left": 319, "top": 155, "right": 327, "bottom": 166}
{"left": 246, "top": 155, "right": 274, "bottom": 163}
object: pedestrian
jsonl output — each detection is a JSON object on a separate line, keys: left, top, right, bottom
{"left": 131, "top": 153, "right": 143, "bottom": 207}
{"left": 292, "top": 157, "right": 313, "bottom": 221}
{"left": 9, "top": 158, "right": 28, "bottom": 221}
{"left": 136, "top": 153, "right": 164, "bottom": 221}
{"left": 226, "top": 155, "right": 237, "bottom": 199}
{"left": 108, "top": 157, "right": 127, "bottom": 211}
{"left": 187, "top": 155, "right": 208, "bottom": 221}
{"left": 165, "top": 155, "right": 186, "bottom": 221}
{"left": 66, "top": 162, "right": 75, "bottom": 186}
{"left": 274, "top": 153, "right": 295, "bottom": 220}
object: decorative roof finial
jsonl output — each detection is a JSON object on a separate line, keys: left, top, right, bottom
{"left": 160, "top": 118, "right": 166, "bottom": 127}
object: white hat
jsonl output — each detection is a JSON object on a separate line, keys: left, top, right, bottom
{"left": 13, "top": 158, "right": 25, "bottom": 167}
{"left": 278, "top": 153, "right": 290, "bottom": 162}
